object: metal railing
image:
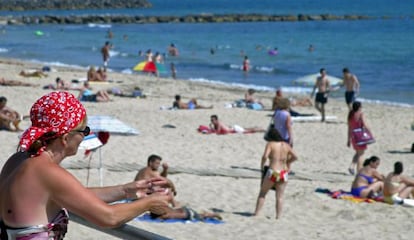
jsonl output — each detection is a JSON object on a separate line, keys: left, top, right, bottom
{"left": 70, "top": 212, "right": 172, "bottom": 240}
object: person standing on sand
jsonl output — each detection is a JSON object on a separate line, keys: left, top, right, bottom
{"left": 343, "top": 68, "right": 360, "bottom": 110}
{"left": 0, "top": 91, "right": 171, "bottom": 239}
{"left": 101, "top": 41, "right": 111, "bottom": 69}
{"left": 311, "top": 68, "right": 330, "bottom": 122}
{"left": 254, "top": 128, "right": 297, "bottom": 219}
{"left": 347, "top": 101, "right": 373, "bottom": 175}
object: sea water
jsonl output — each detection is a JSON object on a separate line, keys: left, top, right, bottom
{"left": 0, "top": 0, "right": 413, "bottom": 105}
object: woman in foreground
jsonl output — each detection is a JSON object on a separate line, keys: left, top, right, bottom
{"left": 0, "top": 91, "right": 170, "bottom": 239}
{"left": 254, "top": 128, "right": 297, "bottom": 219}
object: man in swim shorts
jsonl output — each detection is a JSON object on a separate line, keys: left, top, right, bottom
{"left": 343, "top": 68, "right": 360, "bottom": 110}
{"left": 101, "top": 41, "right": 111, "bottom": 69}
{"left": 311, "top": 68, "right": 330, "bottom": 122}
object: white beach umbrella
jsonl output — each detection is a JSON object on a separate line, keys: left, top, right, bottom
{"left": 293, "top": 73, "right": 343, "bottom": 87}
{"left": 82, "top": 115, "right": 140, "bottom": 186}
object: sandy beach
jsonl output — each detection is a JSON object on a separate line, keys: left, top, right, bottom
{"left": 1, "top": 58, "right": 413, "bottom": 240}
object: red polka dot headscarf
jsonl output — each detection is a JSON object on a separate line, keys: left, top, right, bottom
{"left": 19, "top": 91, "right": 86, "bottom": 155}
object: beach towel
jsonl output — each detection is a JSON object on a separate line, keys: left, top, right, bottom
{"left": 135, "top": 213, "right": 224, "bottom": 225}
{"left": 247, "top": 102, "right": 263, "bottom": 110}
{"left": 315, "top": 188, "right": 383, "bottom": 203}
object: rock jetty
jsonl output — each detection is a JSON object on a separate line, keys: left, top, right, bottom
{"left": 0, "top": 14, "right": 377, "bottom": 25}
{"left": 0, "top": 0, "right": 151, "bottom": 11}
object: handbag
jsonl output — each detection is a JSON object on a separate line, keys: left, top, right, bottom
{"left": 352, "top": 127, "right": 375, "bottom": 146}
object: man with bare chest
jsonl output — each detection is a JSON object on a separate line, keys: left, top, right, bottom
{"left": 311, "top": 68, "right": 330, "bottom": 122}
{"left": 343, "top": 68, "right": 360, "bottom": 110}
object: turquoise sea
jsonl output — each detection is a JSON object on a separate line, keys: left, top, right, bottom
{"left": 0, "top": 0, "right": 413, "bottom": 105}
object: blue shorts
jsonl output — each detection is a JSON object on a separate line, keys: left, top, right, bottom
{"left": 345, "top": 91, "right": 355, "bottom": 104}
{"left": 351, "top": 186, "right": 367, "bottom": 197}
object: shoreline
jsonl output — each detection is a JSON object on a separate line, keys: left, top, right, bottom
{"left": 1, "top": 57, "right": 414, "bottom": 240}
{"left": 5, "top": 57, "right": 414, "bottom": 108}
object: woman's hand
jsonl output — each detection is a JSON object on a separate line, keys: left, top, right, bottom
{"left": 123, "top": 177, "right": 169, "bottom": 200}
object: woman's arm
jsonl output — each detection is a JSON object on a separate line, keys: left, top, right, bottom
{"left": 401, "top": 175, "right": 414, "bottom": 186}
{"left": 372, "top": 170, "right": 385, "bottom": 181}
{"left": 286, "top": 145, "right": 298, "bottom": 171}
{"left": 40, "top": 163, "right": 170, "bottom": 228}
{"left": 347, "top": 120, "right": 352, "bottom": 147}
{"left": 286, "top": 113, "right": 293, "bottom": 145}
{"left": 88, "top": 178, "right": 167, "bottom": 202}
{"left": 361, "top": 113, "right": 371, "bottom": 132}
{"left": 260, "top": 144, "right": 270, "bottom": 169}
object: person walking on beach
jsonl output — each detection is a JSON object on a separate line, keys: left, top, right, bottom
{"left": 254, "top": 128, "right": 297, "bottom": 219}
{"left": 101, "top": 41, "right": 111, "bottom": 69}
{"left": 311, "top": 68, "right": 330, "bottom": 122}
{"left": 343, "top": 68, "right": 360, "bottom": 110}
{"left": 0, "top": 91, "right": 171, "bottom": 239}
{"left": 242, "top": 56, "right": 250, "bottom": 73}
{"left": 347, "top": 101, "right": 373, "bottom": 175}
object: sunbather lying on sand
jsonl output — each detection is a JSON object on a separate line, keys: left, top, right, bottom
{"left": 150, "top": 206, "right": 222, "bottom": 221}
{"left": 0, "top": 77, "right": 39, "bottom": 87}
{"left": 209, "top": 114, "right": 265, "bottom": 134}
{"left": 173, "top": 94, "right": 213, "bottom": 109}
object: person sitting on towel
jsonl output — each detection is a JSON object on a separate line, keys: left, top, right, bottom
{"left": 78, "top": 82, "right": 111, "bottom": 102}
{"left": 350, "top": 156, "right": 384, "bottom": 198}
{"left": 135, "top": 155, "right": 179, "bottom": 207}
{"left": 384, "top": 161, "right": 414, "bottom": 205}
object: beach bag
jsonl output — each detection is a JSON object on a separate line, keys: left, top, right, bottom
{"left": 352, "top": 127, "right": 375, "bottom": 146}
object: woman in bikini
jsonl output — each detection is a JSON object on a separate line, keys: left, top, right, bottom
{"left": 383, "top": 162, "right": 414, "bottom": 205}
{"left": 0, "top": 92, "right": 171, "bottom": 239}
{"left": 350, "top": 156, "right": 384, "bottom": 198}
{"left": 254, "top": 128, "right": 297, "bottom": 219}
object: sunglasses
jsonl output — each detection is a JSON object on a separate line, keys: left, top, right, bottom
{"left": 74, "top": 126, "right": 90, "bottom": 136}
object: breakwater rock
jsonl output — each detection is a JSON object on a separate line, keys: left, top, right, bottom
{"left": 0, "top": 13, "right": 376, "bottom": 25}
{"left": 0, "top": 0, "right": 151, "bottom": 11}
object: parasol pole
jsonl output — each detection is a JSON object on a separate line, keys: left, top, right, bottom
{"left": 99, "top": 147, "right": 103, "bottom": 186}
